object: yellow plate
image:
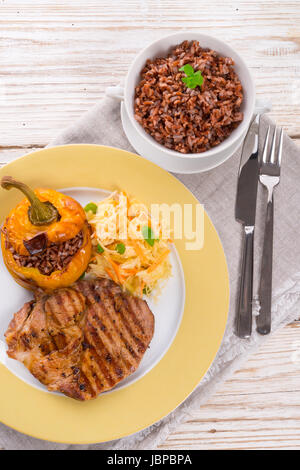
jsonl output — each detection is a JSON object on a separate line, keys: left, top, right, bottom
{"left": 0, "top": 145, "right": 229, "bottom": 444}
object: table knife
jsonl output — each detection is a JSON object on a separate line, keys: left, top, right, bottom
{"left": 235, "top": 114, "right": 260, "bottom": 338}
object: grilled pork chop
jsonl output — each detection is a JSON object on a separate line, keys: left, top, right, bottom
{"left": 5, "top": 279, "right": 154, "bottom": 400}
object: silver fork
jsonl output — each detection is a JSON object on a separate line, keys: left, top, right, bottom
{"left": 256, "top": 126, "right": 283, "bottom": 335}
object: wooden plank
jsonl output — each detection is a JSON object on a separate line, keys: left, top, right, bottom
{"left": 159, "top": 390, "right": 300, "bottom": 449}
{"left": 210, "top": 322, "right": 300, "bottom": 396}
{"left": 0, "top": 137, "right": 299, "bottom": 168}
{"left": 0, "top": 147, "right": 44, "bottom": 165}
{"left": 159, "top": 322, "right": 300, "bottom": 449}
{"left": 0, "top": 0, "right": 299, "bottom": 146}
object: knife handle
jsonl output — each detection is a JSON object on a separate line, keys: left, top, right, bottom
{"left": 236, "top": 225, "right": 254, "bottom": 338}
{"left": 256, "top": 195, "right": 274, "bottom": 335}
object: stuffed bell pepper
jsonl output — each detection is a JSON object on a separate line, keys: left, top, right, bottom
{"left": 1, "top": 176, "right": 92, "bottom": 291}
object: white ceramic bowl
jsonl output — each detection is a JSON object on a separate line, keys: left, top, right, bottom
{"left": 107, "top": 32, "right": 256, "bottom": 173}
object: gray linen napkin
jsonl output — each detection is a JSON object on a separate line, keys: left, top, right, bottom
{"left": 0, "top": 97, "right": 299, "bottom": 450}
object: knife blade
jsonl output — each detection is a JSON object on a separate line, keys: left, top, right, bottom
{"left": 236, "top": 114, "right": 260, "bottom": 225}
{"left": 235, "top": 114, "right": 260, "bottom": 338}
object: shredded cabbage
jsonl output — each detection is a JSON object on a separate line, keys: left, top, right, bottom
{"left": 85, "top": 191, "right": 172, "bottom": 298}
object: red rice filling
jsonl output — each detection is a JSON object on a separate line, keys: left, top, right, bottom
{"left": 134, "top": 40, "right": 243, "bottom": 154}
{"left": 10, "top": 230, "right": 84, "bottom": 276}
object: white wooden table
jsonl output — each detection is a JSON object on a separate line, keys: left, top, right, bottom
{"left": 1, "top": 0, "right": 300, "bottom": 450}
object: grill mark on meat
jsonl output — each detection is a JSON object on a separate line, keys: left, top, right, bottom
{"left": 20, "top": 302, "right": 35, "bottom": 326}
{"left": 5, "top": 302, "right": 35, "bottom": 357}
{"left": 76, "top": 370, "right": 95, "bottom": 398}
{"left": 54, "top": 291, "right": 74, "bottom": 323}
{"left": 88, "top": 301, "right": 137, "bottom": 369}
{"left": 86, "top": 346, "right": 120, "bottom": 391}
{"left": 99, "top": 291, "right": 140, "bottom": 360}
{"left": 98, "top": 283, "right": 152, "bottom": 362}
{"left": 21, "top": 334, "right": 31, "bottom": 349}
{"left": 5, "top": 279, "right": 154, "bottom": 400}
{"left": 50, "top": 331, "right": 67, "bottom": 350}
{"left": 110, "top": 284, "right": 145, "bottom": 332}
{"left": 24, "top": 298, "right": 59, "bottom": 355}
{"left": 84, "top": 324, "right": 116, "bottom": 387}
{"left": 88, "top": 311, "right": 130, "bottom": 375}
{"left": 100, "top": 288, "right": 143, "bottom": 353}
{"left": 56, "top": 376, "right": 92, "bottom": 401}
{"left": 82, "top": 347, "right": 107, "bottom": 392}
{"left": 128, "top": 297, "right": 148, "bottom": 332}
{"left": 86, "top": 321, "right": 124, "bottom": 386}
{"left": 69, "top": 289, "right": 86, "bottom": 313}
{"left": 45, "top": 289, "right": 85, "bottom": 328}
{"left": 112, "top": 290, "right": 146, "bottom": 335}
{"left": 44, "top": 312, "right": 63, "bottom": 353}
{"left": 81, "top": 349, "right": 104, "bottom": 394}
{"left": 74, "top": 279, "right": 108, "bottom": 299}
{"left": 121, "top": 297, "right": 148, "bottom": 351}
{"left": 82, "top": 283, "right": 140, "bottom": 363}
{"left": 39, "top": 340, "right": 55, "bottom": 355}
{"left": 124, "top": 296, "right": 146, "bottom": 335}
{"left": 106, "top": 289, "right": 147, "bottom": 354}
{"left": 85, "top": 323, "right": 115, "bottom": 386}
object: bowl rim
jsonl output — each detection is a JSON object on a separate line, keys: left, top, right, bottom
{"left": 124, "top": 31, "right": 255, "bottom": 160}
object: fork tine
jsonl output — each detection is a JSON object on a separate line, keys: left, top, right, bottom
{"left": 277, "top": 127, "right": 283, "bottom": 167}
{"left": 270, "top": 127, "right": 277, "bottom": 164}
{"left": 262, "top": 125, "right": 270, "bottom": 164}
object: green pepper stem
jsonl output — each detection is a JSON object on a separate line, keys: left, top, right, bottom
{"left": 1, "top": 176, "right": 59, "bottom": 226}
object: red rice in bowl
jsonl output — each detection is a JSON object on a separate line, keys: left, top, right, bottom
{"left": 134, "top": 40, "right": 243, "bottom": 154}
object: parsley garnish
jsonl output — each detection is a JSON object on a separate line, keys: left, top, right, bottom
{"left": 143, "top": 286, "right": 152, "bottom": 295}
{"left": 84, "top": 202, "right": 97, "bottom": 214}
{"left": 142, "top": 226, "right": 158, "bottom": 247}
{"left": 116, "top": 243, "right": 126, "bottom": 255}
{"left": 179, "top": 64, "right": 204, "bottom": 89}
{"left": 96, "top": 243, "right": 104, "bottom": 254}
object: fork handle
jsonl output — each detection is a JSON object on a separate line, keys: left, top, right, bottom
{"left": 256, "top": 194, "right": 274, "bottom": 335}
{"left": 236, "top": 225, "right": 254, "bottom": 338}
